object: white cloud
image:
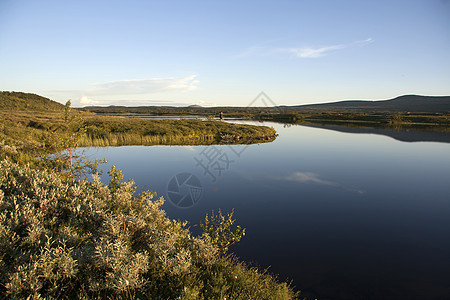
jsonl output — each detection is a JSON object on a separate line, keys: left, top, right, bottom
{"left": 88, "top": 75, "right": 199, "bottom": 96}
{"left": 42, "top": 75, "right": 200, "bottom": 107}
{"left": 79, "top": 96, "right": 100, "bottom": 106}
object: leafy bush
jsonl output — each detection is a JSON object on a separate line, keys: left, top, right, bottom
{"left": 0, "top": 159, "right": 297, "bottom": 299}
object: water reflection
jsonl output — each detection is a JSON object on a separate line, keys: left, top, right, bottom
{"left": 303, "top": 123, "right": 450, "bottom": 143}
{"left": 84, "top": 122, "right": 450, "bottom": 300}
{"left": 280, "top": 171, "right": 365, "bottom": 194}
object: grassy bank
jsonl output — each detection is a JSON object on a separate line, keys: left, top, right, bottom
{"left": 0, "top": 111, "right": 277, "bottom": 146}
{"left": 0, "top": 92, "right": 277, "bottom": 177}
{"left": 0, "top": 112, "right": 277, "bottom": 170}
{"left": 77, "top": 116, "right": 277, "bottom": 146}
{"left": 0, "top": 90, "right": 277, "bottom": 146}
{"left": 252, "top": 112, "right": 450, "bottom": 131}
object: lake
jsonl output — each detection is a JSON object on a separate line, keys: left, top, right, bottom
{"left": 84, "top": 121, "right": 450, "bottom": 299}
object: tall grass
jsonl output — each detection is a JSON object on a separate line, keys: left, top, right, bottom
{"left": 77, "top": 132, "right": 217, "bottom": 147}
{"left": 1, "top": 111, "right": 277, "bottom": 148}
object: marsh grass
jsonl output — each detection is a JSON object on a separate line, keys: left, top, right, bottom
{"left": 0, "top": 110, "right": 277, "bottom": 166}
{"left": 76, "top": 132, "right": 216, "bottom": 147}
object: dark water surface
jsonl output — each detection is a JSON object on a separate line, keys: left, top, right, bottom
{"left": 85, "top": 122, "right": 450, "bottom": 299}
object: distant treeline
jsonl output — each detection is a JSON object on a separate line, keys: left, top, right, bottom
{"left": 253, "top": 112, "right": 450, "bottom": 129}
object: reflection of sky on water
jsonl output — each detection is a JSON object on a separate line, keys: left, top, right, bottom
{"left": 83, "top": 123, "right": 450, "bottom": 299}
{"left": 279, "top": 171, "right": 366, "bottom": 194}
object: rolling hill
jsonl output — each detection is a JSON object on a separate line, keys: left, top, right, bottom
{"left": 0, "top": 91, "right": 65, "bottom": 111}
{"left": 290, "top": 95, "right": 450, "bottom": 113}
{"left": 2, "top": 92, "right": 449, "bottom": 114}
{"left": 84, "top": 94, "right": 450, "bottom": 114}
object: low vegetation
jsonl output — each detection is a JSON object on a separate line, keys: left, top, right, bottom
{"left": 0, "top": 92, "right": 277, "bottom": 167}
{"left": 0, "top": 159, "right": 297, "bottom": 299}
{"left": 253, "top": 112, "right": 450, "bottom": 131}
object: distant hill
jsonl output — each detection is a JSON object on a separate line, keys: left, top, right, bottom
{"left": 290, "top": 95, "right": 450, "bottom": 114}
{"left": 85, "top": 94, "right": 450, "bottom": 115}
{"left": 3, "top": 92, "right": 449, "bottom": 114}
{"left": 0, "top": 91, "right": 65, "bottom": 111}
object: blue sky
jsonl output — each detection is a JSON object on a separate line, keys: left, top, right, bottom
{"left": 1, "top": 0, "right": 449, "bottom": 107}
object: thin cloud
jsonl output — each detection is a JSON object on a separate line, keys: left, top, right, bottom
{"left": 88, "top": 75, "right": 199, "bottom": 95}
{"left": 356, "top": 37, "right": 374, "bottom": 47}
{"left": 238, "top": 38, "right": 374, "bottom": 59}
{"left": 78, "top": 99, "right": 179, "bottom": 107}
{"left": 286, "top": 44, "right": 346, "bottom": 58}
{"left": 41, "top": 75, "right": 199, "bottom": 107}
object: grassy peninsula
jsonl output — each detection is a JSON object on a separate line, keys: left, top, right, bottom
{"left": 1, "top": 92, "right": 277, "bottom": 160}
{"left": 0, "top": 92, "right": 298, "bottom": 299}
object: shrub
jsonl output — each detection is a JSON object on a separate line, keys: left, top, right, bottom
{"left": 0, "top": 159, "right": 297, "bottom": 299}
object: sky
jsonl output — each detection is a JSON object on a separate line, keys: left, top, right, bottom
{"left": 0, "top": 0, "right": 449, "bottom": 107}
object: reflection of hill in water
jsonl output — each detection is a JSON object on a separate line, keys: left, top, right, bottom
{"left": 302, "top": 124, "right": 450, "bottom": 143}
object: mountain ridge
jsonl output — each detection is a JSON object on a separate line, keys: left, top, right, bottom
{"left": 291, "top": 95, "right": 450, "bottom": 113}
{"left": 85, "top": 94, "right": 450, "bottom": 114}
{"left": 1, "top": 92, "right": 449, "bottom": 114}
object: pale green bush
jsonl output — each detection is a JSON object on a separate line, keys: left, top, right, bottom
{"left": 0, "top": 159, "right": 298, "bottom": 299}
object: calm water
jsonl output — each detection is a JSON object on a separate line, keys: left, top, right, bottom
{"left": 84, "top": 122, "right": 450, "bottom": 300}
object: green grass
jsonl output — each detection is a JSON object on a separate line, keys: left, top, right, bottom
{"left": 78, "top": 116, "right": 277, "bottom": 146}
{"left": 0, "top": 109, "right": 277, "bottom": 161}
